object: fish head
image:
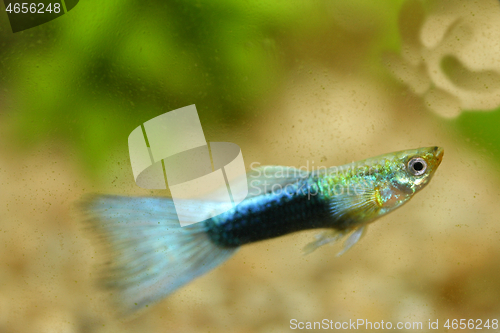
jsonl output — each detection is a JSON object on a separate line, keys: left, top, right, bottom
{"left": 393, "top": 146, "right": 443, "bottom": 192}
{"left": 377, "top": 146, "right": 443, "bottom": 208}
{"left": 360, "top": 146, "right": 443, "bottom": 211}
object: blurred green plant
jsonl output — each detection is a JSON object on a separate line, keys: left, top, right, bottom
{"left": 1, "top": 0, "right": 406, "bottom": 178}
{"left": 452, "top": 107, "right": 500, "bottom": 163}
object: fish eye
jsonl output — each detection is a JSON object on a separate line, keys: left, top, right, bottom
{"left": 407, "top": 157, "right": 427, "bottom": 176}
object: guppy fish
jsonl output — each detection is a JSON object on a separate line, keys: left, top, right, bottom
{"left": 82, "top": 146, "right": 443, "bottom": 315}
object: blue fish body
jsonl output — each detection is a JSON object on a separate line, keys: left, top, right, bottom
{"left": 206, "top": 177, "right": 331, "bottom": 247}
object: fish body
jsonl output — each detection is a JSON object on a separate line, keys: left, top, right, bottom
{"left": 82, "top": 146, "right": 443, "bottom": 314}
{"left": 207, "top": 146, "right": 443, "bottom": 249}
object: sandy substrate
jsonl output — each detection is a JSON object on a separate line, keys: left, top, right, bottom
{"left": 2, "top": 66, "right": 500, "bottom": 333}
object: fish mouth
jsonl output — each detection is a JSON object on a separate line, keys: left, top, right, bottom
{"left": 433, "top": 146, "right": 444, "bottom": 165}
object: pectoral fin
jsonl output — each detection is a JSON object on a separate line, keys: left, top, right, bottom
{"left": 329, "top": 184, "right": 381, "bottom": 226}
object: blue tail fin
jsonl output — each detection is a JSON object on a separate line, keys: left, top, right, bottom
{"left": 80, "top": 195, "right": 237, "bottom": 315}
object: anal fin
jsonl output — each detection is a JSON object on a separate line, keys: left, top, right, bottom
{"left": 336, "top": 226, "right": 367, "bottom": 256}
{"left": 303, "top": 226, "right": 368, "bottom": 256}
{"left": 303, "top": 229, "right": 346, "bottom": 255}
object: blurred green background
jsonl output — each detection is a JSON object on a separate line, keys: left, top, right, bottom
{"left": 0, "top": 0, "right": 406, "bottom": 178}
{"left": 2, "top": 0, "right": 500, "bottom": 332}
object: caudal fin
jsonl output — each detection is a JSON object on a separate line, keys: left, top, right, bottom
{"left": 80, "top": 195, "right": 236, "bottom": 315}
